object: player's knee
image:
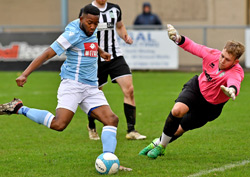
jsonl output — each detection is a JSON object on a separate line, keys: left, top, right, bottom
{"left": 124, "top": 85, "right": 134, "bottom": 98}
{"left": 106, "top": 114, "right": 119, "bottom": 127}
{"left": 171, "top": 107, "right": 184, "bottom": 118}
{"left": 172, "top": 103, "right": 189, "bottom": 117}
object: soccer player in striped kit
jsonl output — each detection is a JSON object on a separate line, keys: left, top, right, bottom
{"left": 86, "top": 0, "right": 146, "bottom": 140}
{"left": 139, "top": 24, "right": 245, "bottom": 159}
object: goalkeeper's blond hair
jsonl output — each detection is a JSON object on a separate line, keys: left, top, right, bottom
{"left": 224, "top": 40, "right": 245, "bottom": 60}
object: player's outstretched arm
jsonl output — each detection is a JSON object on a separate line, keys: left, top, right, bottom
{"left": 167, "top": 24, "right": 182, "bottom": 44}
{"left": 16, "top": 47, "right": 56, "bottom": 87}
{"left": 220, "top": 85, "right": 236, "bottom": 100}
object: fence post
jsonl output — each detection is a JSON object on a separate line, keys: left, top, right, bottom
{"left": 203, "top": 27, "right": 207, "bottom": 46}
{"left": 61, "top": 0, "right": 68, "bottom": 31}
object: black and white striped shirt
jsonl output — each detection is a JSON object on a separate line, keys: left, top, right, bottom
{"left": 92, "top": 2, "right": 123, "bottom": 61}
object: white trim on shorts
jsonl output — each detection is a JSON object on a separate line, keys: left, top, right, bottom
{"left": 98, "top": 81, "right": 108, "bottom": 88}
{"left": 111, "top": 74, "right": 132, "bottom": 82}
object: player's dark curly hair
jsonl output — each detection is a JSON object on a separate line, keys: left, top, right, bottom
{"left": 78, "top": 4, "right": 100, "bottom": 18}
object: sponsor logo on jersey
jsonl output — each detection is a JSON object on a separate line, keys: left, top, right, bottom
{"left": 97, "top": 22, "right": 114, "bottom": 30}
{"left": 84, "top": 43, "right": 98, "bottom": 57}
{"left": 109, "top": 11, "right": 114, "bottom": 18}
{"left": 107, "top": 22, "right": 114, "bottom": 28}
{"left": 205, "top": 70, "right": 212, "bottom": 81}
{"left": 209, "top": 62, "right": 215, "bottom": 68}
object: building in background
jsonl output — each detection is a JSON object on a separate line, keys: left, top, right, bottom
{"left": 0, "top": 0, "right": 249, "bottom": 69}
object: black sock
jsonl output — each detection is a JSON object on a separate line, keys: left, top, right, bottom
{"left": 169, "top": 135, "right": 182, "bottom": 143}
{"left": 163, "top": 112, "right": 182, "bottom": 137}
{"left": 88, "top": 115, "right": 96, "bottom": 129}
{"left": 124, "top": 103, "right": 136, "bottom": 133}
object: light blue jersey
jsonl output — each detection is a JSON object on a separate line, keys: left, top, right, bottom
{"left": 51, "top": 19, "right": 99, "bottom": 86}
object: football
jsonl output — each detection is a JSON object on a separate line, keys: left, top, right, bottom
{"left": 95, "top": 152, "right": 120, "bottom": 175}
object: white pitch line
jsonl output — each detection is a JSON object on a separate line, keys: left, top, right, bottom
{"left": 187, "top": 160, "right": 250, "bottom": 177}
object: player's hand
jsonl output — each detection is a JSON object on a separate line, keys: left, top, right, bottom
{"left": 220, "top": 85, "right": 236, "bottom": 100}
{"left": 167, "top": 24, "right": 181, "bottom": 43}
{"left": 100, "top": 51, "right": 111, "bottom": 61}
{"left": 124, "top": 35, "right": 133, "bottom": 45}
{"left": 16, "top": 75, "right": 27, "bottom": 87}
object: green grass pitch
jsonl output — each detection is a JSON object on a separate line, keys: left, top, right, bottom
{"left": 0, "top": 71, "right": 250, "bottom": 177}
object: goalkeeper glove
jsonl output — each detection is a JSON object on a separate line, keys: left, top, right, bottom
{"left": 220, "top": 85, "right": 236, "bottom": 100}
{"left": 167, "top": 24, "right": 181, "bottom": 44}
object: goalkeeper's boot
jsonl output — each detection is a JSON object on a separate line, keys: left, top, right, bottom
{"left": 147, "top": 144, "right": 165, "bottom": 159}
{"left": 139, "top": 138, "right": 159, "bottom": 155}
{"left": 0, "top": 98, "right": 23, "bottom": 115}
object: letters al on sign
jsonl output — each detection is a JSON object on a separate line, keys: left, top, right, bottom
{"left": 117, "top": 30, "right": 179, "bottom": 70}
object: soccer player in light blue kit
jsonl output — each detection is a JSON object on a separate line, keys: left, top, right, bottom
{"left": 0, "top": 4, "right": 120, "bottom": 163}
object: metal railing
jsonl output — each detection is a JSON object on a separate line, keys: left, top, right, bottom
{"left": 0, "top": 25, "right": 64, "bottom": 33}
{"left": 0, "top": 24, "right": 249, "bottom": 46}
{"left": 128, "top": 25, "right": 249, "bottom": 46}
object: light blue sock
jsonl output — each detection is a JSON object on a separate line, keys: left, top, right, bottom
{"left": 101, "top": 126, "right": 117, "bottom": 153}
{"left": 18, "top": 106, "right": 54, "bottom": 128}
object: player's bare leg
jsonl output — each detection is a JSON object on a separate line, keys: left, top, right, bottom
{"left": 90, "top": 105, "right": 118, "bottom": 127}
{"left": 116, "top": 75, "right": 135, "bottom": 106}
{"left": 50, "top": 108, "right": 74, "bottom": 131}
{"left": 116, "top": 76, "right": 146, "bottom": 140}
{"left": 86, "top": 86, "right": 105, "bottom": 140}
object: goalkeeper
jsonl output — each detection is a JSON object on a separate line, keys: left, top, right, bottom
{"left": 139, "top": 24, "right": 245, "bottom": 159}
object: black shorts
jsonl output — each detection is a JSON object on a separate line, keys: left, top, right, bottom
{"left": 97, "top": 56, "right": 132, "bottom": 87}
{"left": 175, "top": 75, "right": 226, "bottom": 131}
